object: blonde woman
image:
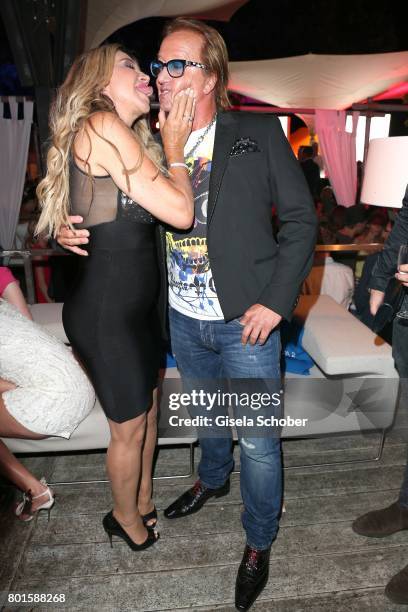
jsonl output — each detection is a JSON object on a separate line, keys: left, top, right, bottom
{"left": 37, "top": 44, "right": 195, "bottom": 551}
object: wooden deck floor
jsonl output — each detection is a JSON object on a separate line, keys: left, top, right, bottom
{"left": 2, "top": 389, "right": 408, "bottom": 611}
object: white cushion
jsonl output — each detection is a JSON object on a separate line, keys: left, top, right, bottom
{"left": 29, "top": 303, "right": 68, "bottom": 343}
{"left": 5, "top": 381, "right": 196, "bottom": 453}
{"left": 294, "top": 295, "right": 396, "bottom": 376}
{"left": 9, "top": 297, "right": 396, "bottom": 453}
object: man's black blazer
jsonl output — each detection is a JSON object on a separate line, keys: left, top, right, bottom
{"left": 156, "top": 110, "right": 318, "bottom": 331}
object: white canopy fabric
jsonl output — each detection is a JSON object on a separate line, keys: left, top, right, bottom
{"left": 229, "top": 51, "right": 408, "bottom": 110}
{"left": 0, "top": 98, "right": 33, "bottom": 249}
{"left": 85, "top": 0, "right": 247, "bottom": 49}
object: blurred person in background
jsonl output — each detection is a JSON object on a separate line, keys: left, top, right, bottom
{"left": 25, "top": 219, "right": 53, "bottom": 303}
{"left": 331, "top": 204, "right": 368, "bottom": 271}
{"left": 302, "top": 228, "right": 354, "bottom": 309}
{"left": 14, "top": 182, "right": 38, "bottom": 250}
{"left": 298, "top": 145, "right": 320, "bottom": 199}
{"left": 335, "top": 204, "right": 367, "bottom": 245}
{"left": 352, "top": 187, "right": 408, "bottom": 605}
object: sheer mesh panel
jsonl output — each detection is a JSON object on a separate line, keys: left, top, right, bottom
{"left": 69, "top": 162, "right": 155, "bottom": 227}
{"left": 69, "top": 162, "right": 118, "bottom": 229}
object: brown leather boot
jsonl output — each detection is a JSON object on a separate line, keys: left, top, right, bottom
{"left": 352, "top": 502, "right": 408, "bottom": 538}
{"left": 385, "top": 564, "right": 408, "bottom": 604}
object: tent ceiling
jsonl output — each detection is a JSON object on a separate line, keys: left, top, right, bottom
{"left": 85, "top": 0, "right": 247, "bottom": 49}
{"left": 229, "top": 51, "right": 408, "bottom": 110}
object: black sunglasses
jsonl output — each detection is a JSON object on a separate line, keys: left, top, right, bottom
{"left": 150, "top": 59, "right": 207, "bottom": 78}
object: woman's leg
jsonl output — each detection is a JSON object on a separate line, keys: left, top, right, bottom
{"left": 0, "top": 377, "right": 16, "bottom": 394}
{"left": 106, "top": 412, "right": 152, "bottom": 544}
{"left": 138, "top": 389, "right": 158, "bottom": 523}
{"left": 0, "top": 387, "right": 51, "bottom": 515}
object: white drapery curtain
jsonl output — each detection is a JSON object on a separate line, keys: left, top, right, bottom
{"left": 315, "top": 109, "right": 358, "bottom": 207}
{"left": 0, "top": 98, "right": 34, "bottom": 248}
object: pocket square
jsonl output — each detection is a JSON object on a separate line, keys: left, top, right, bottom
{"left": 230, "top": 137, "right": 261, "bottom": 157}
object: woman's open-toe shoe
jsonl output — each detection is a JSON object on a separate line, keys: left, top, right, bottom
{"left": 141, "top": 506, "right": 157, "bottom": 529}
{"left": 103, "top": 511, "right": 159, "bottom": 551}
{"left": 14, "top": 477, "right": 55, "bottom": 522}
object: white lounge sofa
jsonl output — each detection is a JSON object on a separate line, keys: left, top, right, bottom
{"left": 3, "top": 296, "right": 399, "bottom": 476}
{"left": 283, "top": 295, "right": 398, "bottom": 439}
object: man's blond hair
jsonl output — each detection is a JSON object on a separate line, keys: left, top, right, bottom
{"left": 163, "top": 17, "right": 230, "bottom": 110}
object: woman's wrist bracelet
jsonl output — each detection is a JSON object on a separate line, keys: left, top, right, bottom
{"left": 169, "top": 162, "right": 189, "bottom": 170}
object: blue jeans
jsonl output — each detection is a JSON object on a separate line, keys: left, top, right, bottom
{"left": 169, "top": 306, "right": 283, "bottom": 550}
{"left": 392, "top": 297, "right": 408, "bottom": 508}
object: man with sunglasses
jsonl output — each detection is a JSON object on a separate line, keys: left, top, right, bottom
{"left": 57, "top": 17, "right": 317, "bottom": 611}
{"left": 151, "top": 58, "right": 208, "bottom": 79}
{"left": 154, "top": 18, "right": 316, "bottom": 611}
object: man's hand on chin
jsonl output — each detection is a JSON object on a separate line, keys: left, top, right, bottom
{"left": 239, "top": 304, "right": 282, "bottom": 346}
{"left": 56, "top": 216, "right": 90, "bottom": 256}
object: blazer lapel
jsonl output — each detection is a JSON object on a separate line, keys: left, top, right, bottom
{"left": 207, "top": 112, "right": 238, "bottom": 226}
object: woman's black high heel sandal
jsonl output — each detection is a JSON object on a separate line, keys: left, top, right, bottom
{"left": 102, "top": 511, "right": 159, "bottom": 550}
{"left": 141, "top": 506, "right": 157, "bottom": 529}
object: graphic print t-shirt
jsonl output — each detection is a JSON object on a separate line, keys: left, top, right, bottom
{"left": 166, "top": 121, "right": 223, "bottom": 320}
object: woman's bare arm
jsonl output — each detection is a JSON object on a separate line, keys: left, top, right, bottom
{"left": 2, "top": 282, "right": 33, "bottom": 320}
{"left": 74, "top": 91, "right": 195, "bottom": 229}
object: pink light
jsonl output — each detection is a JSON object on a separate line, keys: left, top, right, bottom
{"left": 373, "top": 81, "right": 408, "bottom": 101}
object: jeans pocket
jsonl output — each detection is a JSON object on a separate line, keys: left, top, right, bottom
{"left": 231, "top": 317, "right": 245, "bottom": 327}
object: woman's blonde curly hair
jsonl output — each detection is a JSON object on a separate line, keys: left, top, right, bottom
{"left": 36, "top": 43, "right": 164, "bottom": 237}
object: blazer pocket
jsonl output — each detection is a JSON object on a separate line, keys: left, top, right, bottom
{"left": 230, "top": 150, "right": 262, "bottom": 160}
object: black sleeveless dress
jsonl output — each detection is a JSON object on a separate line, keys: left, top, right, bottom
{"left": 62, "top": 163, "right": 161, "bottom": 423}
